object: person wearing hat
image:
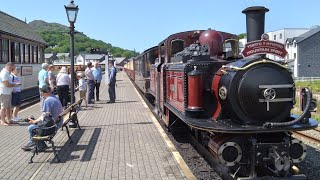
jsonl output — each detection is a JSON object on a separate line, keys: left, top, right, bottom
{"left": 107, "top": 60, "right": 117, "bottom": 103}
{"left": 22, "top": 85, "right": 63, "bottom": 151}
{"left": 56, "top": 67, "right": 70, "bottom": 108}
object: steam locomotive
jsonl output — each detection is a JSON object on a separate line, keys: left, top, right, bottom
{"left": 124, "top": 6, "right": 318, "bottom": 179}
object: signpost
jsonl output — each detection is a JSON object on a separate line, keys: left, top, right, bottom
{"left": 242, "top": 34, "right": 287, "bottom": 58}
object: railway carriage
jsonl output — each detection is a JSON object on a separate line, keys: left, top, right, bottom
{"left": 0, "top": 11, "right": 46, "bottom": 100}
{"left": 124, "top": 58, "right": 135, "bottom": 81}
{"left": 125, "top": 6, "right": 318, "bottom": 179}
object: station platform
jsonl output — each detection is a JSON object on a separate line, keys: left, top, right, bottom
{"left": 0, "top": 72, "right": 195, "bottom": 180}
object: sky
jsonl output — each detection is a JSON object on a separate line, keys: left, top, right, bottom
{"left": 1, "top": 0, "right": 319, "bottom": 53}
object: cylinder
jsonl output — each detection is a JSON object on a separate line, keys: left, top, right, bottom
{"left": 187, "top": 66, "right": 204, "bottom": 111}
{"left": 242, "top": 6, "right": 269, "bottom": 42}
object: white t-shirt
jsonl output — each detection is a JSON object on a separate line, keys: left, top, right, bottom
{"left": 78, "top": 78, "right": 86, "bottom": 91}
{"left": 12, "top": 74, "right": 21, "bottom": 92}
{"left": 0, "top": 68, "right": 13, "bottom": 95}
{"left": 56, "top": 73, "right": 70, "bottom": 86}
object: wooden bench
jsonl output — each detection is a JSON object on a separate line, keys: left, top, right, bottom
{"left": 29, "top": 99, "right": 83, "bottom": 163}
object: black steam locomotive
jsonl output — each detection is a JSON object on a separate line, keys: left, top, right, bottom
{"left": 125, "top": 6, "right": 318, "bottom": 179}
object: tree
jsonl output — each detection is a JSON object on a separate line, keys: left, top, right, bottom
{"left": 238, "top": 33, "right": 247, "bottom": 39}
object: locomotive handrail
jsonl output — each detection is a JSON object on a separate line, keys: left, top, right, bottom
{"left": 222, "top": 59, "right": 288, "bottom": 71}
{"left": 263, "top": 87, "right": 312, "bottom": 128}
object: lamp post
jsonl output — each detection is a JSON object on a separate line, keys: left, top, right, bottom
{"left": 65, "top": 0, "right": 79, "bottom": 104}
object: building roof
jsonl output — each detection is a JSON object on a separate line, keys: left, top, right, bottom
{"left": 294, "top": 27, "right": 320, "bottom": 43}
{"left": 45, "top": 54, "right": 54, "bottom": 59}
{"left": 56, "top": 53, "right": 70, "bottom": 57}
{"left": 115, "top": 57, "right": 127, "bottom": 64}
{"left": 0, "top": 11, "right": 46, "bottom": 45}
{"left": 85, "top": 54, "right": 104, "bottom": 60}
{"left": 286, "top": 38, "right": 293, "bottom": 43}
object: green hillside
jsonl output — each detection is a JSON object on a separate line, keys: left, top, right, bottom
{"left": 29, "top": 20, "right": 138, "bottom": 58}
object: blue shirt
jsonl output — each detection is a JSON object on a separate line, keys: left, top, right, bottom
{"left": 109, "top": 66, "right": 117, "bottom": 83}
{"left": 92, "top": 67, "right": 102, "bottom": 83}
{"left": 38, "top": 69, "right": 48, "bottom": 88}
{"left": 42, "top": 95, "right": 63, "bottom": 128}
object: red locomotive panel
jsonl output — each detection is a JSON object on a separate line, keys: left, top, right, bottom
{"left": 166, "top": 71, "right": 184, "bottom": 112}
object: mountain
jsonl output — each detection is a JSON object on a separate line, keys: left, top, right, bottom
{"left": 28, "top": 20, "right": 138, "bottom": 58}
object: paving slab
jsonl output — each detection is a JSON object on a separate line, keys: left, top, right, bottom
{"left": 0, "top": 72, "right": 195, "bottom": 180}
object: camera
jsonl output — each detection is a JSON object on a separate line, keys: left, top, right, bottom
{"left": 22, "top": 115, "right": 35, "bottom": 122}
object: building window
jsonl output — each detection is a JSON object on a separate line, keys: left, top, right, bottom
{"left": 294, "top": 43, "right": 297, "bottom": 48}
{"left": 1, "top": 39, "right": 9, "bottom": 63}
{"left": 274, "top": 35, "right": 276, "bottom": 40}
{"left": 280, "top": 33, "right": 282, "bottom": 39}
{"left": 294, "top": 53, "right": 296, "bottom": 59}
{"left": 287, "top": 44, "right": 289, "bottom": 48}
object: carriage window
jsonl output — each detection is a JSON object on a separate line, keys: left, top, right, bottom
{"left": 2, "top": 39, "right": 9, "bottom": 63}
{"left": 160, "top": 45, "right": 165, "bottom": 56}
{"left": 20, "top": 43, "right": 25, "bottom": 63}
{"left": 171, "top": 40, "right": 184, "bottom": 55}
{"left": 33, "top": 46, "right": 37, "bottom": 64}
{"left": 25, "top": 44, "right": 29, "bottom": 63}
{"left": 14, "top": 42, "right": 20, "bottom": 63}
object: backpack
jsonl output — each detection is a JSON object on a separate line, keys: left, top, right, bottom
{"left": 35, "top": 113, "right": 56, "bottom": 136}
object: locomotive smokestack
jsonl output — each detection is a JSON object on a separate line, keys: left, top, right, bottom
{"left": 242, "top": 6, "right": 269, "bottom": 42}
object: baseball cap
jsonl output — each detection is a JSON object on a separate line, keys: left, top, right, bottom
{"left": 40, "top": 84, "right": 51, "bottom": 93}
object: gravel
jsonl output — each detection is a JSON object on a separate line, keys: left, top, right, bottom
{"left": 295, "top": 129, "right": 320, "bottom": 180}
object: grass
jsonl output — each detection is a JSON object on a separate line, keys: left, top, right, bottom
{"left": 294, "top": 80, "right": 320, "bottom": 121}
{"left": 295, "top": 80, "right": 320, "bottom": 93}
{"left": 292, "top": 96, "right": 320, "bottom": 122}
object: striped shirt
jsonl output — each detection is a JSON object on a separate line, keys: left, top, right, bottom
{"left": 85, "top": 68, "right": 95, "bottom": 80}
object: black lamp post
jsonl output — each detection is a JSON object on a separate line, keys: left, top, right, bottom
{"left": 65, "top": 0, "right": 79, "bottom": 104}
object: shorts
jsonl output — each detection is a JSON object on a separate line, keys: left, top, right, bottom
{"left": 0, "top": 94, "right": 12, "bottom": 109}
{"left": 12, "top": 92, "right": 22, "bottom": 107}
{"left": 79, "top": 90, "right": 87, "bottom": 99}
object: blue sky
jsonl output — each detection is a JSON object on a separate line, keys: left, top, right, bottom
{"left": 1, "top": 0, "right": 319, "bottom": 52}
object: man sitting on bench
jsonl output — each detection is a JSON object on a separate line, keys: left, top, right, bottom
{"left": 22, "top": 85, "right": 63, "bottom": 151}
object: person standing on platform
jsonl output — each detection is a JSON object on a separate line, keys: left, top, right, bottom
{"left": 11, "top": 67, "right": 22, "bottom": 121}
{"left": 107, "top": 60, "right": 117, "bottom": 103}
{"left": 92, "top": 62, "right": 102, "bottom": 101}
{"left": 0, "top": 62, "right": 19, "bottom": 125}
{"left": 38, "top": 63, "right": 49, "bottom": 108}
{"left": 48, "top": 65, "right": 56, "bottom": 91}
{"left": 76, "top": 72, "right": 87, "bottom": 107}
{"left": 85, "top": 62, "right": 95, "bottom": 104}
{"left": 56, "top": 67, "right": 70, "bottom": 108}
{"left": 22, "top": 85, "right": 63, "bottom": 151}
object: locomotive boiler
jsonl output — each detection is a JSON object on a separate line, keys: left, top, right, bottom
{"left": 126, "top": 6, "right": 318, "bottom": 179}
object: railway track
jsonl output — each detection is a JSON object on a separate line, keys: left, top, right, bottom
{"left": 293, "top": 128, "right": 320, "bottom": 145}
{"left": 20, "top": 95, "right": 40, "bottom": 109}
